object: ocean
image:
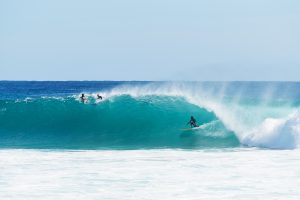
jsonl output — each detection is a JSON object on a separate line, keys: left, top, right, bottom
{"left": 1, "top": 81, "right": 300, "bottom": 199}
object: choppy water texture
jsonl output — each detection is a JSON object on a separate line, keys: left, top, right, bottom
{"left": 1, "top": 81, "right": 300, "bottom": 149}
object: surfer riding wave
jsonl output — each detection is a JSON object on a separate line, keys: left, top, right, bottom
{"left": 187, "top": 116, "right": 198, "bottom": 128}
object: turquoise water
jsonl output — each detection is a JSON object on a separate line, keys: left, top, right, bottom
{"left": 1, "top": 81, "right": 300, "bottom": 149}
{"left": 2, "top": 81, "right": 300, "bottom": 199}
{"left": 0, "top": 95, "right": 238, "bottom": 149}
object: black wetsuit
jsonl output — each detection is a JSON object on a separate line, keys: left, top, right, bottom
{"left": 188, "top": 117, "right": 198, "bottom": 128}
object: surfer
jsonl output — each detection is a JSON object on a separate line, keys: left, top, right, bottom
{"left": 187, "top": 116, "right": 198, "bottom": 128}
{"left": 97, "top": 94, "right": 103, "bottom": 100}
{"left": 80, "top": 93, "right": 86, "bottom": 103}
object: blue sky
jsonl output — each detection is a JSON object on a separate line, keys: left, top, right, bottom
{"left": 0, "top": 0, "right": 299, "bottom": 81}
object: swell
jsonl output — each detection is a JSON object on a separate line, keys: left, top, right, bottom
{"left": 0, "top": 96, "right": 239, "bottom": 149}
{"left": 2, "top": 81, "right": 300, "bottom": 150}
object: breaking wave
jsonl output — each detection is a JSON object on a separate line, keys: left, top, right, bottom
{"left": 1, "top": 82, "right": 300, "bottom": 149}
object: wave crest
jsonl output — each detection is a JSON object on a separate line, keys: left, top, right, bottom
{"left": 1, "top": 82, "right": 300, "bottom": 149}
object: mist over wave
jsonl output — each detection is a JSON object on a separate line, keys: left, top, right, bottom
{"left": 95, "top": 82, "right": 300, "bottom": 149}
{"left": 1, "top": 81, "right": 300, "bottom": 149}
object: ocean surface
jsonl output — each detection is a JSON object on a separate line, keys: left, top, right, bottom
{"left": 1, "top": 81, "right": 300, "bottom": 199}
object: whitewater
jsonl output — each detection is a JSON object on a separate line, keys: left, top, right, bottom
{"left": 1, "top": 81, "right": 300, "bottom": 199}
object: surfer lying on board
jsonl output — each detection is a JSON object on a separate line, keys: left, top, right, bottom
{"left": 187, "top": 116, "right": 198, "bottom": 128}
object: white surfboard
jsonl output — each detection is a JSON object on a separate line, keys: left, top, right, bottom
{"left": 180, "top": 126, "right": 203, "bottom": 131}
{"left": 180, "top": 121, "right": 214, "bottom": 131}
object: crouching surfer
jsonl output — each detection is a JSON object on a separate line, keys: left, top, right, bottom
{"left": 187, "top": 116, "right": 198, "bottom": 128}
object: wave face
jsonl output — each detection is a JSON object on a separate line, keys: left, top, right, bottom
{"left": 1, "top": 81, "right": 300, "bottom": 149}
{"left": 0, "top": 95, "right": 238, "bottom": 149}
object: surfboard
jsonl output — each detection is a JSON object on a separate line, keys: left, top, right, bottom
{"left": 180, "top": 121, "right": 218, "bottom": 132}
{"left": 180, "top": 126, "right": 203, "bottom": 131}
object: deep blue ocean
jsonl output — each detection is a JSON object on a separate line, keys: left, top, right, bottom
{"left": 1, "top": 81, "right": 300, "bottom": 149}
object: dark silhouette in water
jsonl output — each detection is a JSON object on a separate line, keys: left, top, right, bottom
{"left": 80, "top": 94, "right": 86, "bottom": 103}
{"left": 97, "top": 94, "right": 103, "bottom": 100}
{"left": 187, "top": 116, "right": 198, "bottom": 128}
